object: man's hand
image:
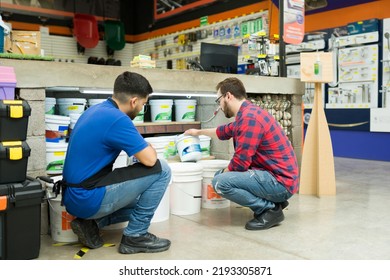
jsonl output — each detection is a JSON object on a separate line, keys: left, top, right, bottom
{"left": 184, "top": 129, "right": 200, "bottom": 136}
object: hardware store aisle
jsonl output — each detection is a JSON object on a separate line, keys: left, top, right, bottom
{"left": 37, "top": 157, "right": 390, "bottom": 260}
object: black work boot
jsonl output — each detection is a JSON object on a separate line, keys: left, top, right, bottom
{"left": 70, "top": 218, "right": 103, "bottom": 249}
{"left": 118, "top": 232, "right": 171, "bottom": 254}
{"left": 245, "top": 204, "right": 285, "bottom": 230}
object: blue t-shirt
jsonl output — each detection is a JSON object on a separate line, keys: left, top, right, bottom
{"left": 62, "top": 99, "right": 148, "bottom": 218}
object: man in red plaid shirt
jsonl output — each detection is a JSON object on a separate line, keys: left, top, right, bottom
{"left": 185, "top": 77, "right": 299, "bottom": 230}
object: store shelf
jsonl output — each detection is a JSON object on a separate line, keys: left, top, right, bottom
{"left": 134, "top": 121, "right": 201, "bottom": 135}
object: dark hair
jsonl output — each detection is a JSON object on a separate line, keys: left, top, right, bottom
{"left": 216, "top": 77, "right": 247, "bottom": 100}
{"left": 113, "top": 71, "right": 153, "bottom": 103}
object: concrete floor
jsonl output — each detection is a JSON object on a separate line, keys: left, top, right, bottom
{"left": 37, "top": 157, "right": 390, "bottom": 260}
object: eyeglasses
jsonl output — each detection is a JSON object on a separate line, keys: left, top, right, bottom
{"left": 215, "top": 94, "right": 225, "bottom": 105}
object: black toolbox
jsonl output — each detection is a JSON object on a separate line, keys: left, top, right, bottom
{"left": 0, "top": 177, "right": 44, "bottom": 260}
{"left": 0, "top": 141, "right": 31, "bottom": 184}
{"left": 0, "top": 100, "right": 31, "bottom": 142}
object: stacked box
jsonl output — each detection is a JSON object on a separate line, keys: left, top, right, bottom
{"left": 0, "top": 141, "right": 31, "bottom": 184}
{"left": 0, "top": 66, "right": 16, "bottom": 100}
{"left": 0, "top": 100, "right": 31, "bottom": 141}
{"left": 0, "top": 177, "right": 44, "bottom": 259}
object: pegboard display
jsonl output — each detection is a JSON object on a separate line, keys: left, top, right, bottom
{"left": 132, "top": 11, "right": 268, "bottom": 70}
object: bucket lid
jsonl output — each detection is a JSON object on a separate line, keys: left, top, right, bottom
{"left": 169, "top": 162, "right": 203, "bottom": 173}
{"left": 57, "top": 98, "right": 87, "bottom": 103}
{"left": 45, "top": 97, "right": 56, "bottom": 102}
{"left": 174, "top": 99, "right": 197, "bottom": 104}
{"left": 198, "top": 159, "right": 230, "bottom": 170}
{"left": 45, "top": 114, "right": 71, "bottom": 122}
{"left": 175, "top": 133, "right": 200, "bottom": 144}
{"left": 149, "top": 99, "right": 173, "bottom": 105}
{"left": 46, "top": 142, "right": 68, "bottom": 150}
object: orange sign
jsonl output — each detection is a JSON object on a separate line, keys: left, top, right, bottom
{"left": 283, "top": 0, "right": 305, "bottom": 44}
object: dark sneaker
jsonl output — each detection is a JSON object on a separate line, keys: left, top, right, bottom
{"left": 118, "top": 232, "right": 171, "bottom": 254}
{"left": 245, "top": 204, "right": 285, "bottom": 230}
{"left": 278, "top": 201, "right": 289, "bottom": 209}
{"left": 70, "top": 218, "right": 103, "bottom": 249}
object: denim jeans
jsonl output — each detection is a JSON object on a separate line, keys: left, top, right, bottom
{"left": 88, "top": 160, "right": 171, "bottom": 236}
{"left": 212, "top": 169, "right": 292, "bottom": 216}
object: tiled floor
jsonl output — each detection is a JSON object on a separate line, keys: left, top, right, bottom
{"left": 37, "top": 157, "right": 390, "bottom": 260}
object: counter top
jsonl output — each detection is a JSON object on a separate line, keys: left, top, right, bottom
{"left": 0, "top": 59, "right": 304, "bottom": 95}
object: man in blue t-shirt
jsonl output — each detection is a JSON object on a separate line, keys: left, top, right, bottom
{"left": 62, "top": 71, "right": 172, "bottom": 254}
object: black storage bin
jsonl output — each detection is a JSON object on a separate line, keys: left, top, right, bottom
{"left": 0, "top": 141, "right": 31, "bottom": 184}
{"left": 0, "top": 100, "right": 31, "bottom": 142}
{"left": 0, "top": 177, "right": 44, "bottom": 260}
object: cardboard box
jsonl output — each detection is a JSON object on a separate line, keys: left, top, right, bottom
{"left": 4, "top": 31, "right": 41, "bottom": 55}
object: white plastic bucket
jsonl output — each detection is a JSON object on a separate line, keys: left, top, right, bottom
{"left": 57, "top": 98, "right": 87, "bottom": 116}
{"left": 113, "top": 151, "right": 128, "bottom": 169}
{"left": 149, "top": 99, "right": 173, "bottom": 122}
{"left": 198, "top": 160, "right": 231, "bottom": 209}
{"left": 145, "top": 135, "right": 177, "bottom": 160}
{"left": 45, "top": 114, "right": 70, "bottom": 143}
{"left": 46, "top": 142, "right": 68, "bottom": 175}
{"left": 175, "top": 134, "right": 202, "bottom": 162}
{"left": 46, "top": 175, "right": 78, "bottom": 243}
{"left": 87, "top": 98, "right": 105, "bottom": 107}
{"left": 199, "top": 135, "right": 211, "bottom": 158}
{"left": 69, "top": 113, "right": 82, "bottom": 130}
{"left": 45, "top": 97, "right": 56, "bottom": 115}
{"left": 133, "top": 105, "right": 145, "bottom": 124}
{"left": 174, "top": 99, "right": 197, "bottom": 122}
{"left": 169, "top": 162, "right": 203, "bottom": 215}
{"left": 151, "top": 184, "right": 170, "bottom": 223}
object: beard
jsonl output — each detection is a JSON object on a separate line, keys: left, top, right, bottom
{"left": 223, "top": 104, "right": 234, "bottom": 119}
{"left": 127, "top": 109, "right": 138, "bottom": 120}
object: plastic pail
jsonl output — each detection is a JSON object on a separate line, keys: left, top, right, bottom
{"left": 113, "top": 151, "right": 128, "bottom": 169}
{"left": 151, "top": 183, "right": 171, "bottom": 223}
{"left": 133, "top": 105, "right": 145, "bottom": 123}
{"left": 175, "top": 134, "right": 202, "bottom": 162}
{"left": 169, "top": 162, "right": 203, "bottom": 215}
{"left": 46, "top": 142, "right": 68, "bottom": 175}
{"left": 198, "top": 160, "right": 231, "bottom": 209}
{"left": 45, "top": 114, "right": 70, "bottom": 143}
{"left": 45, "top": 97, "right": 56, "bottom": 114}
{"left": 145, "top": 135, "right": 177, "bottom": 160}
{"left": 87, "top": 98, "right": 105, "bottom": 107}
{"left": 174, "top": 99, "right": 197, "bottom": 122}
{"left": 68, "top": 113, "right": 82, "bottom": 135}
{"left": 57, "top": 98, "right": 87, "bottom": 116}
{"left": 199, "top": 135, "right": 211, "bottom": 158}
{"left": 46, "top": 175, "right": 78, "bottom": 243}
{"left": 149, "top": 99, "right": 173, "bottom": 122}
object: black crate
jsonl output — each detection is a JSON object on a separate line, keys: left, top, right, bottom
{"left": 0, "top": 141, "right": 31, "bottom": 184}
{"left": 0, "top": 100, "right": 31, "bottom": 142}
{"left": 0, "top": 177, "right": 44, "bottom": 260}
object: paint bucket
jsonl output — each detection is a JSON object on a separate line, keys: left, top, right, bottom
{"left": 169, "top": 162, "right": 203, "bottom": 215}
{"left": 133, "top": 105, "right": 145, "bottom": 123}
{"left": 68, "top": 113, "right": 82, "bottom": 135}
{"left": 45, "top": 97, "right": 56, "bottom": 114}
{"left": 45, "top": 114, "right": 70, "bottom": 143}
{"left": 174, "top": 99, "right": 197, "bottom": 122}
{"left": 87, "top": 98, "right": 105, "bottom": 107}
{"left": 151, "top": 183, "right": 170, "bottom": 223}
{"left": 46, "top": 142, "right": 68, "bottom": 175}
{"left": 175, "top": 134, "right": 202, "bottom": 162}
{"left": 46, "top": 175, "right": 78, "bottom": 243}
{"left": 113, "top": 150, "right": 128, "bottom": 169}
{"left": 198, "top": 160, "right": 231, "bottom": 209}
{"left": 145, "top": 135, "right": 177, "bottom": 160}
{"left": 199, "top": 135, "right": 211, "bottom": 158}
{"left": 57, "top": 98, "right": 87, "bottom": 116}
{"left": 149, "top": 99, "right": 173, "bottom": 122}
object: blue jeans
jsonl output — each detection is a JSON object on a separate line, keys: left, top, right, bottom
{"left": 212, "top": 169, "right": 292, "bottom": 216}
{"left": 88, "top": 160, "right": 171, "bottom": 236}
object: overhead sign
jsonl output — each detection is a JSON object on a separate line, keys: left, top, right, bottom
{"left": 283, "top": 0, "right": 305, "bottom": 44}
